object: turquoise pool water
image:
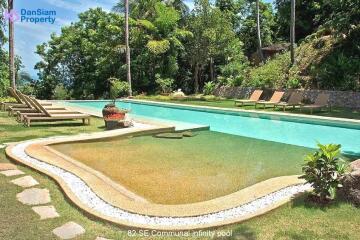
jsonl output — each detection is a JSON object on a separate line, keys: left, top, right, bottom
{"left": 63, "top": 100, "right": 360, "bottom": 156}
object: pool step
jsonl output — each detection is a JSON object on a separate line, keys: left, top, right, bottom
{"left": 131, "top": 115, "right": 210, "bottom": 132}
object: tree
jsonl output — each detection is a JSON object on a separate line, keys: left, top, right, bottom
{"left": 238, "top": 0, "right": 275, "bottom": 56}
{"left": 125, "top": 0, "right": 132, "bottom": 96}
{"left": 290, "top": 0, "right": 295, "bottom": 65}
{"left": 0, "top": 0, "right": 7, "bottom": 44}
{"left": 256, "top": 0, "right": 264, "bottom": 62}
{"left": 187, "top": 0, "right": 247, "bottom": 92}
{"left": 8, "top": 0, "right": 15, "bottom": 89}
{"left": 35, "top": 8, "right": 126, "bottom": 99}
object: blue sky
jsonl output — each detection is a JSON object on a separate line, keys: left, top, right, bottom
{"left": 8, "top": 0, "right": 273, "bottom": 78}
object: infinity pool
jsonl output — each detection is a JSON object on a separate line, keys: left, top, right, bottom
{"left": 63, "top": 100, "right": 360, "bottom": 156}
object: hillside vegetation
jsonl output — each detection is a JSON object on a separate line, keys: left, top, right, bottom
{"left": 245, "top": 27, "right": 360, "bottom": 91}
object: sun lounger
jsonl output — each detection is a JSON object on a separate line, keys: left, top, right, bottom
{"left": 234, "top": 90, "right": 263, "bottom": 106}
{"left": 15, "top": 95, "right": 81, "bottom": 122}
{"left": 275, "top": 92, "right": 303, "bottom": 111}
{"left": 22, "top": 97, "right": 91, "bottom": 127}
{"left": 301, "top": 93, "right": 330, "bottom": 114}
{"left": 255, "top": 91, "right": 285, "bottom": 109}
{"left": 1, "top": 88, "right": 28, "bottom": 111}
{"left": 2, "top": 88, "right": 53, "bottom": 111}
{"left": 8, "top": 93, "right": 64, "bottom": 116}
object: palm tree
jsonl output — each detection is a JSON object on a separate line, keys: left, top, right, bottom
{"left": 8, "top": 0, "right": 15, "bottom": 89}
{"left": 290, "top": 0, "right": 296, "bottom": 65}
{"left": 125, "top": 0, "right": 132, "bottom": 96}
{"left": 256, "top": 0, "right": 264, "bottom": 63}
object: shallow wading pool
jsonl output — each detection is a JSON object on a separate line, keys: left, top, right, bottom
{"left": 50, "top": 131, "right": 313, "bottom": 204}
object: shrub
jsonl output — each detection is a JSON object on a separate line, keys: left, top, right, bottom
{"left": 246, "top": 54, "right": 290, "bottom": 88}
{"left": 109, "top": 77, "right": 130, "bottom": 100}
{"left": 301, "top": 143, "right": 348, "bottom": 203}
{"left": 53, "top": 84, "right": 70, "bottom": 100}
{"left": 203, "top": 81, "right": 216, "bottom": 95}
{"left": 155, "top": 74, "right": 174, "bottom": 94}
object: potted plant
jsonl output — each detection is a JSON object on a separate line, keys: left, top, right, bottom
{"left": 102, "top": 78, "right": 130, "bottom": 129}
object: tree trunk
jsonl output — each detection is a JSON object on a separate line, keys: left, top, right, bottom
{"left": 8, "top": 0, "right": 15, "bottom": 89}
{"left": 194, "top": 63, "right": 200, "bottom": 94}
{"left": 209, "top": 57, "right": 214, "bottom": 82}
{"left": 125, "top": 0, "right": 132, "bottom": 96}
{"left": 256, "top": 0, "right": 264, "bottom": 63}
{"left": 290, "top": 0, "right": 296, "bottom": 65}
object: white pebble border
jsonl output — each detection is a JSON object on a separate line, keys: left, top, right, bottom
{"left": 11, "top": 137, "right": 312, "bottom": 229}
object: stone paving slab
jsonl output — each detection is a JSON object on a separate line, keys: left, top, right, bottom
{"left": 0, "top": 163, "right": 18, "bottom": 171}
{"left": 16, "top": 188, "right": 51, "bottom": 205}
{"left": 0, "top": 144, "right": 6, "bottom": 149}
{"left": 32, "top": 205, "right": 60, "bottom": 220}
{"left": 52, "top": 221, "right": 85, "bottom": 239}
{"left": 0, "top": 169, "right": 24, "bottom": 177}
{"left": 11, "top": 175, "right": 39, "bottom": 188}
{"left": 95, "top": 237, "right": 112, "bottom": 240}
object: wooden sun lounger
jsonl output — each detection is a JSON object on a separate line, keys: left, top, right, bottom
{"left": 275, "top": 92, "right": 303, "bottom": 111}
{"left": 235, "top": 90, "right": 263, "bottom": 106}
{"left": 23, "top": 97, "right": 90, "bottom": 127}
{"left": 8, "top": 93, "right": 64, "bottom": 116}
{"left": 16, "top": 95, "right": 83, "bottom": 122}
{"left": 255, "top": 91, "right": 285, "bottom": 109}
{"left": 1, "top": 88, "right": 27, "bottom": 111}
{"left": 300, "top": 93, "right": 330, "bottom": 114}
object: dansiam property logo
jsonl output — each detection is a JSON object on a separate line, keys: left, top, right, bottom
{"left": 4, "top": 8, "right": 56, "bottom": 24}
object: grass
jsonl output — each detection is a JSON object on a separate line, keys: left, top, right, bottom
{"left": 134, "top": 95, "right": 360, "bottom": 120}
{"left": 0, "top": 111, "right": 359, "bottom": 239}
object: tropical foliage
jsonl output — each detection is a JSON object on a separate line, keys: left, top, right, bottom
{"left": 0, "top": 0, "right": 357, "bottom": 99}
{"left": 301, "top": 143, "right": 347, "bottom": 203}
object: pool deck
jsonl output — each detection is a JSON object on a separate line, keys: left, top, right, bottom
{"left": 6, "top": 122, "right": 309, "bottom": 230}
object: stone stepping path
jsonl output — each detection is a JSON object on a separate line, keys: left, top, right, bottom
{"left": 32, "top": 205, "right": 60, "bottom": 220}
{"left": 0, "top": 163, "right": 18, "bottom": 171}
{"left": 0, "top": 169, "right": 24, "bottom": 177}
{"left": 52, "top": 221, "right": 85, "bottom": 239}
{"left": 95, "top": 237, "right": 112, "bottom": 240}
{"left": 16, "top": 188, "right": 51, "bottom": 205}
{"left": 11, "top": 175, "right": 39, "bottom": 188}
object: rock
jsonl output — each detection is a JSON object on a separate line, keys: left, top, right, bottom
{"left": 154, "top": 132, "right": 183, "bottom": 139}
{"left": 32, "top": 205, "right": 60, "bottom": 220}
{"left": 16, "top": 188, "right": 51, "bottom": 205}
{"left": 171, "top": 90, "right": 186, "bottom": 99}
{"left": 350, "top": 159, "right": 360, "bottom": 171}
{"left": 0, "top": 163, "right": 18, "bottom": 171}
{"left": 11, "top": 175, "right": 39, "bottom": 188}
{"left": 182, "top": 131, "right": 197, "bottom": 137}
{"left": 52, "top": 222, "right": 85, "bottom": 239}
{"left": 0, "top": 169, "right": 24, "bottom": 177}
{"left": 342, "top": 170, "right": 360, "bottom": 206}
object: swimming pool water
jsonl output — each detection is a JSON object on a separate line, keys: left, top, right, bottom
{"left": 64, "top": 100, "right": 360, "bottom": 156}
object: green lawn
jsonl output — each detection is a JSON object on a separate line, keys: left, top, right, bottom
{"left": 135, "top": 95, "right": 360, "bottom": 120}
{"left": 0, "top": 111, "right": 359, "bottom": 239}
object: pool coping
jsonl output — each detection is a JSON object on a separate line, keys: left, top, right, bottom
{"left": 6, "top": 124, "right": 310, "bottom": 230}
{"left": 123, "top": 99, "right": 360, "bottom": 129}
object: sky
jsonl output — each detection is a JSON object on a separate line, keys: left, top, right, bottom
{"left": 6, "top": 0, "right": 273, "bottom": 79}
